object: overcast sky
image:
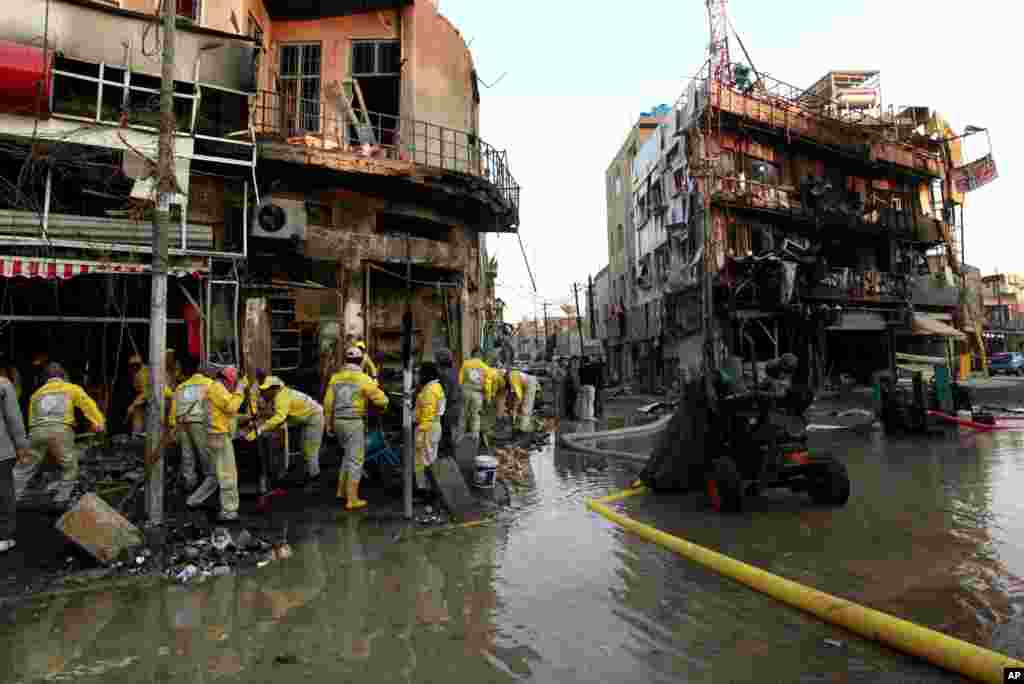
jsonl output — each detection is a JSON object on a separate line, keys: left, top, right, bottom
{"left": 436, "top": 0, "right": 1012, "bottom": 324}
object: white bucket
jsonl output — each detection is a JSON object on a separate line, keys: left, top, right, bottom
{"left": 473, "top": 455, "right": 498, "bottom": 489}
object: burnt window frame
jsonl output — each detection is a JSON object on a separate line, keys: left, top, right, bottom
{"left": 351, "top": 40, "right": 401, "bottom": 77}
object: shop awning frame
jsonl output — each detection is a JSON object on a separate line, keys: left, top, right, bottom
{"left": 0, "top": 257, "right": 206, "bottom": 280}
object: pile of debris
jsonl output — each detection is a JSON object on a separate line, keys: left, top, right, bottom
{"left": 494, "top": 445, "right": 533, "bottom": 485}
{"left": 164, "top": 526, "right": 292, "bottom": 584}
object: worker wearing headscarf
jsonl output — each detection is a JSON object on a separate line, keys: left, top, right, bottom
{"left": 253, "top": 376, "right": 326, "bottom": 481}
{"left": 355, "top": 341, "right": 377, "bottom": 380}
{"left": 167, "top": 356, "right": 215, "bottom": 492}
{"left": 324, "top": 346, "right": 388, "bottom": 510}
{"left": 414, "top": 362, "right": 445, "bottom": 489}
{"left": 186, "top": 366, "right": 247, "bottom": 521}
{"left": 14, "top": 363, "right": 105, "bottom": 497}
{"left": 125, "top": 354, "right": 148, "bottom": 434}
{"left": 458, "top": 348, "right": 494, "bottom": 440}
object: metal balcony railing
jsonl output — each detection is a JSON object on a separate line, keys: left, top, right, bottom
{"left": 253, "top": 90, "right": 520, "bottom": 226}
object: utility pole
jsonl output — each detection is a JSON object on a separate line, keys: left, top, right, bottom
{"left": 573, "top": 283, "right": 585, "bottom": 357}
{"left": 402, "top": 233, "right": 414, "bottom": 519}
{"left": 542, "top": 301, "right": 550, "bottom": 359}
{"left": 145, "top": 0, "right": 175, "bottom": 525}
{"left": 587, "top": 275, "right": 596, "bottom": 340}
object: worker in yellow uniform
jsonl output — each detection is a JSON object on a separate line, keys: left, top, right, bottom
{"left": 187, "top": 365, "right": 248, "bottom": 522}
{"left": 495, "top": 368, "right": 539, "bottom": 433}
{"left": 355, "top": 341, "right": 377, "bottom": 379}
{"left": 459, "top": 348, "right": 494, "bottom": 440}
{"left": 324, "top": 346, "right": 388, "bottom": 510}
{"left": 167, "top": 356, "right": 214, "bottom": 493}
{"left": 414, "top": 362, "right": 445, "bottom": 491}
{"left": 252, "top": 376, "right": 325, "bottom": 483}
{"left": 13, "top": 363, "right": 105, "bottom": 499}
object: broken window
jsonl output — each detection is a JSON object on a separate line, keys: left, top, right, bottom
{"left": 280, "top": 43, "right": 322, "bottom": 133}
{"left": 196, "top": 85, "right": 248, "bottom": 138}
{"left": 351, "top": 40, "right": 401, "bottom": 76}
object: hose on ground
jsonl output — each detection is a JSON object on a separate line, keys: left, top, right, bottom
{"left": 557, "top": 413, "right": 672, "bottom": 462}
{"left": 586, "top": 488, "right": 1024, "bottom": 684}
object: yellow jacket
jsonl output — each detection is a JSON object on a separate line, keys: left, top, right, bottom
{"left": 207, "top": 380, "right": 246, "bottom": 434}
{"left": 415, "top": 380, "right": 446, "bottom": 430}
{"left": 324, "top": 364, "right": 388, "bottom": 420}
{"left": 459, "top": 358, "right": 494, "bottom": 400}
{"left": 29, "top": 379, "right": 105, "bottom": 431}
{"left": 262, "top": 387, "right": 322, "bottom": 432}
{"left": 167, "top": 374, "right": 215, "bottom": 430}
{"left": 493, "top": 370, "right": 527, "bottom": 402}
{"left": 361, "top": 355, "right": 378, "bottom": 379}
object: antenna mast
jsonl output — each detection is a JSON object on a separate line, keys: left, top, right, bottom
{"left": 707, "top": 0, "right": 732, "bottom": 85}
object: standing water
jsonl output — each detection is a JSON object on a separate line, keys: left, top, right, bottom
{"left": 0, "top": 426, "right": 1022, "bottom": 682}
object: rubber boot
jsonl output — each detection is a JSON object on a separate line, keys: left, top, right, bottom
{"left": 346, "top": 477, "right": 367, "bottom": 511}
{"left": 336, "top": 471, "right": 348, "bottom": 500}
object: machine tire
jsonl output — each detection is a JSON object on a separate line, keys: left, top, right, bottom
{"left": 808, "top": 458, "right": 851, "bottom": 506}
{"left": 706, "top": 457, "right": 743, "bottom": 513}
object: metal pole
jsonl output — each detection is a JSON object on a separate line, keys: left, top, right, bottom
{"left": 588, "top": 275, "right": 596, "bottom": 340}
{"left": 145, "top": 0, "right": 175, "bottom": 525}
{"left": 542, "top": 301, "right": 550, "bottom": 359}
{"left": 573, "top": 282, "right": 585, "bottom": 356}
{"left": 401, "top": 233, "right": 414, "bottom": 519}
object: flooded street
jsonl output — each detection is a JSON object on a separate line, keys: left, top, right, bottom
{"left": 2, "top": 417, "right": 1024, "bottom": 683}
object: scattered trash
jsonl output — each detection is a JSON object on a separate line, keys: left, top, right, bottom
{"left": 210, "top": 528, "right": 231, "bottom": 552}
{"left": 157, "top": 647, "right": 170, "bottom": 657}
{"left": 135, "top": 556, "right": 145, "bottom": 566}
{"left": 175, "top": 565, "right": 199, "bottom": 583}
{"left": 823, "top": 639, "right": 843, "bottom": 648}
{"left": 233, "top": 529, "right": 254, "bottom": 550}
{"left": 257, "top": 560, "right": 270, "bottom": 568}
{"left": 183, "top": 546, "right": 200, "bottom": 560}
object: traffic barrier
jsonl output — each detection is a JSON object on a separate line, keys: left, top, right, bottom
{"left": 586, "top": 487, "right": 1024, "bottom": 684}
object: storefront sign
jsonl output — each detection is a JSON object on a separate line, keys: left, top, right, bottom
{"left": 951, "top": 155, "right": 998, "bottom": 194}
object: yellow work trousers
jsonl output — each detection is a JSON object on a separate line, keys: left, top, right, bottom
{"left": 176, "top": 422, "right": 212, "bottom": 488}
{"left": 464, "top": 389, "right": 484, "bottom": 439}
{"left": 207, "top": 433, "right": 239, "bottom": 514}
{"left": 517, "top": 378, "right": 539, "bottom": 432}
{"left": 415, "top": 421, "right": 442, "bottom": 476}
{"left": 293, "top": 409, "right": 325, "bottom": 477}
{"left": 13, "top": 424, "right": 76, "bottom": 498}
{"left": 335, "top": 418, "right": 366, "bottom": 480}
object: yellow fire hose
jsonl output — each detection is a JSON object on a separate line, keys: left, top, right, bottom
{"left": 587, "top": 486, "right": 1024, "bottom": 684}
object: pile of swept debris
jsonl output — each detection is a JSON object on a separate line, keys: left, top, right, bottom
{"left": 493, "top": 446, "right": 532, "bottom": 484}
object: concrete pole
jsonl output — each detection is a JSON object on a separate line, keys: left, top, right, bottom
{"left": 402, "top": 233, "right": 414, "bottom": 519}
{"left": 145, "top": 0, "right": 175, "bottom": 525}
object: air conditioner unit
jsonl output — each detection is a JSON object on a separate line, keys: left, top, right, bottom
{"left": 251, "top": 197, "right": 307, "bottom": 241}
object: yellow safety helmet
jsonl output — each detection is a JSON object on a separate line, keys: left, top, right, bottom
{"left": 345, "top": 346, "right": 364, "bottom": 362}
{"left": 259, "top": 375, "right": 285, "bottom": 391}
{"left": 355, "top": 341, "right": 367, "bottom": 351}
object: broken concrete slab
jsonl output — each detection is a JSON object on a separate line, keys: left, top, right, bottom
{"left": 55, "top": 493, "right": 144, "bottom": 565}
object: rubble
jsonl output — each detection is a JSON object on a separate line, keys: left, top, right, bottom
{"left": 55, "top": 493, "right": 145, "bottom": 564}
{"left": 494, "top": 446, "right": 533, "bottom": 485}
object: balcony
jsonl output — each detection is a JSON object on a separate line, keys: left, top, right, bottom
{"left": 253, "top": 90, "right": 520, "bottom": 231}
{"left": 709, "top": 176, "right": 948, "bottom": 243}
{"left": 806, "top": 268, "right": 909, "bottom": 303}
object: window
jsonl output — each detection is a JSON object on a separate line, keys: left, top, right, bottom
{"left": 176, "top": 0, "right": 200, "bottom": 22}
{"left": 616, "top": 224, "right": 624, "bottom": 253}
{"left": 744, "top": 156, "right": 780, "bottom": 185}
{"left": 615, "top": 175, "right": 622, "bottom": 197}
{"left": 280, "top": 44, "right": 322, "bottom": 132}
{"left": 352, "top": 40, "right": 401, "bottom": 76}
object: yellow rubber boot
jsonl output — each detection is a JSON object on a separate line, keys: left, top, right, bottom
{"left": 346, "top": 477, "right": 367, "bottom": 511}
{"left": 337, "top": 471, "right": 348, "bottom": 500}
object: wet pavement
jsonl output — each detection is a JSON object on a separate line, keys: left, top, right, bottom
{"left": 3, "top": 394, "right": 1024, "bottom": 682}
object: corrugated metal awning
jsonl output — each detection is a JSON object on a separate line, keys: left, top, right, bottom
{"left": 0, "top": 257, "right": 205, "bottom": 280}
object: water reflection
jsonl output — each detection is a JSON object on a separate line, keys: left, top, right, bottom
{"left": 6, "top": 423, "right": 1024, "bottom": 683}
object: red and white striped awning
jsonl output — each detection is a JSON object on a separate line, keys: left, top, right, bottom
{"left": 0, "top": 257, "right": 205, "bottom": 280}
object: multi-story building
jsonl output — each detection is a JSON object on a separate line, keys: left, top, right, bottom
{"left": 604, "top": 109, "right": 665, "bottom": 386}
{"left": 981, "top": 272, "right": 1024, "bottom": 353}
{"left": 0, "top": 0, "right": 517, "bottom": 422}
{"left": 593, "top": 265, "right": 610, "bottom": 357}
{"left": 656, "top": 66, "right": 988, "bottom": 385}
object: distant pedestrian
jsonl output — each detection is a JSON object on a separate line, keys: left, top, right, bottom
{"left": 0, "top": 375, "right": 29, "bottom": 553}
{"left": 577, "top": 356, "right": 597, "bottom": 421}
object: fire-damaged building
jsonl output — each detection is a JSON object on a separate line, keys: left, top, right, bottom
{"left": 646, "top": 66, "right": 992, "bottom": 387}
{"left": 0, "top": 0, "right": 517, "bottom": 487}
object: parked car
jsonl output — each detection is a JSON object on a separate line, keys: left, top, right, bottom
{"left": 989, "top": 352, "right": 1024, "bottom": 376}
